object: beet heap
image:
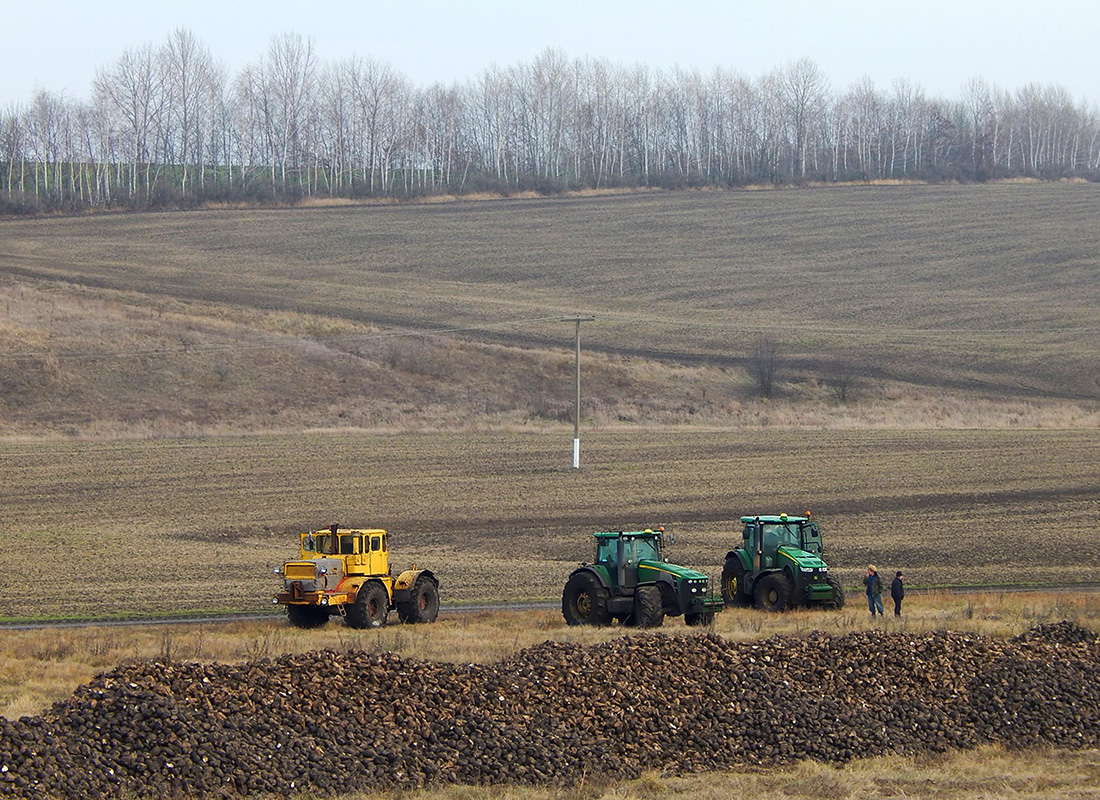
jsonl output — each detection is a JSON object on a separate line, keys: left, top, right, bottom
{"left": 1, "top": 621, "right": 1098, "bottom": 798}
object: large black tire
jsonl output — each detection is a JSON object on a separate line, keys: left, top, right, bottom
{"left": 632, "top": 584, "right": 665, "bottom": 628}
{"left": 754, "top": 572, "right": 793, "bottom": 612}
{"left": 685, "top": 612, "right": 714, "bottom": 627}
{"left": 397, "top": 575, "right": 440, "bottom": 624}
{"left": 346, "top": 581, "right": 389, "bottom": 629}
{"left": 721, "top": 557, "right": 751, "bottom": 606}
{"left": 825, "top": 574, "right": 846, "bottom": 609}
{"left": 562, "top": 571, "right": 612, "bottom": 626}
{"left": 286, "top": 604, "right": 329, "bottom": 629}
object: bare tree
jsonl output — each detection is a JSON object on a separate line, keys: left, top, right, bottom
{"left": 162, "top": 28, "right": 221, "bottom": 196}
{"left": 746, "top": 335, "right": 782, "bottom": 398}
{"left": 824, "top": 359, "right": 861, "bottom": 403}
{"left": 1, "top": 103, "right": 28, "bottom": 198}
{"left": 94, "top": 43, "right": 168, "bottom": 199}
{"left": 781, "top": 58, "right": 829, "bottom": 180}
{"left": 246, "top": 33, "right": 317, "bottom": 193}
{"left": 346, "top": 56, "right": 407, "bottom": 194}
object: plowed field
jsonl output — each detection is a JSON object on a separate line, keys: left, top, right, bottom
{"left": 1, "top": 428, "right": 1096, "bottom": 621}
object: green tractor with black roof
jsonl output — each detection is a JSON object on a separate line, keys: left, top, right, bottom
{"left": 721, "top": 513, "right": 845, "bottom": 611}
{"left": 562, "top": 527, "right": 724, "bottom": 628}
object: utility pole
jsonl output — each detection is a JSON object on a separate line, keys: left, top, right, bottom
{"left": 561, "top": 316, "right": 595, "bottom": 469}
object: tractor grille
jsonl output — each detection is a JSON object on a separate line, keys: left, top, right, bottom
{"left": 284, "top": 563, "right": 317, "bottom": 581}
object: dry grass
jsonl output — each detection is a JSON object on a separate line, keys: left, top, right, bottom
{"left": 305, "top": 747, "right": 1100, "bottom": 799}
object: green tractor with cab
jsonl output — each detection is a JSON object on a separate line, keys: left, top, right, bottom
{"left": 562, "top": 528, "right": 724, "bottom": 628}
{"left": 721, "top": 514, "right": 845, "bottom": 611}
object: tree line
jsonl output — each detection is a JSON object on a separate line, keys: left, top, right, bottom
{"left": 2, "top": 29, "right": 1098, "bottom": 213}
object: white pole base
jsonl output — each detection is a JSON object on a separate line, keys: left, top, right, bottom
{"left": 573, "top": 438, "right": 580, "bottom": 469}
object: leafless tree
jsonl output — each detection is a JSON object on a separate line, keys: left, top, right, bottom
{"left": 94, "top": 43, "right": 168, "bottom": 199}
{"left": 781, "top": 58, "right": 828, "bottom": 180}
{"left": 824, "top": 359, "right": 861, "bottom": 403}
{"left": 162, "top": 28, "right": 222, "bottom": 195}
{"left": 4, "top": 33, "right": 1100, "bottom": 210}
{"left": 746, "top": 335, "right": 782, "bottom": 398}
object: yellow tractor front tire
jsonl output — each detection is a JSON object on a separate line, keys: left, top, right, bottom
{"left": 346, "top": 581, "right": 389, "bottom": 629}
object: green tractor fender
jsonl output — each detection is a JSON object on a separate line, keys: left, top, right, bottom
{"left": 572, "top": 563, "right": 613, "bottom": 589}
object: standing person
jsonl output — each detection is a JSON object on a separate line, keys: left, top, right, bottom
{"left": 891, "top": 571, "right": 905, "bottom": 617}
{"left": 864, "top": 564, "right": 884, "bottom": 617}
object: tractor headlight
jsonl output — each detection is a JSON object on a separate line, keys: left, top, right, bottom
{"left": 320, "top": 597, "right": 329, "bottom": 606}
{"left": 801, "top": 567, "right": 814, "bottom": 573}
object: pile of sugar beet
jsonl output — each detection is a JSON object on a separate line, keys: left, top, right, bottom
{"left": 2, "top": 620, "right": 1099, "bottom": 798}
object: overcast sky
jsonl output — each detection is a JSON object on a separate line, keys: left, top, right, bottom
{"left": 2, "top": 0, "right": 1097, "bottom": 108}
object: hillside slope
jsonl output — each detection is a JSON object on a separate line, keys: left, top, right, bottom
{"left": 1, "top": 184, "right": 1097, "bottom": 436}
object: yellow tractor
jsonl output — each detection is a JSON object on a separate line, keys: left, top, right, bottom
{"left": 273, "top": 525, "right": 440, "bottom": 628}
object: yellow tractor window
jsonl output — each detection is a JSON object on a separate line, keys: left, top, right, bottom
{"left": 371, "top": 536, "right": 381, "bottom": 552}
{"left": 339, "top": 534, "right": 356, "bottom": 554}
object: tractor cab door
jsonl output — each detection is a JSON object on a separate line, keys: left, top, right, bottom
{"left": 365, "top": 531, "right": 388, "bottom": 576}
{"left": 800, "top": 522, "right": 822, "bottom": 555}
{"left": 622, "top": 535, "right": 660, "bottom": 588}
{"left": 761, "top": 523, "right": 800, "bottom": 568}
{"left": 340, "top": 533, "right": 364, "bottom": 572}
{"left": 596, "top": 537, "right": 620, "bottom": 586}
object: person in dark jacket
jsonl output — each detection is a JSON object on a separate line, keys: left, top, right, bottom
{"left": 891, "top": 571, "right": 905, "bottom": 616}
{"left": 864, "top": 565, "right": 884, "bottom": 616}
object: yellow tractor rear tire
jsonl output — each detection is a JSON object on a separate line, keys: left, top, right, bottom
{"left": 398, "top": 575, "right": 440, "bottom": 624}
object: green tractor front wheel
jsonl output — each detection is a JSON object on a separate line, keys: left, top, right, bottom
{"left": 824, "top": 574, "right": 846, "bottom": 609}
{"left": 631, "top": 584, "right": 665, "bottom": 628}
{"left": 754, "top": 572, "right": 793, "bottom": 612}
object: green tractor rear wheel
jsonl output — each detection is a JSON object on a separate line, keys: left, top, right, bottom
{"left": 562, "top": 571, "right": 612, "bottom": 626}
{"left": 754, "top": 572, "right": 793, "bottom": 612}
{"left": 721, "top": 558, "right": 751, "bottom": 606}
